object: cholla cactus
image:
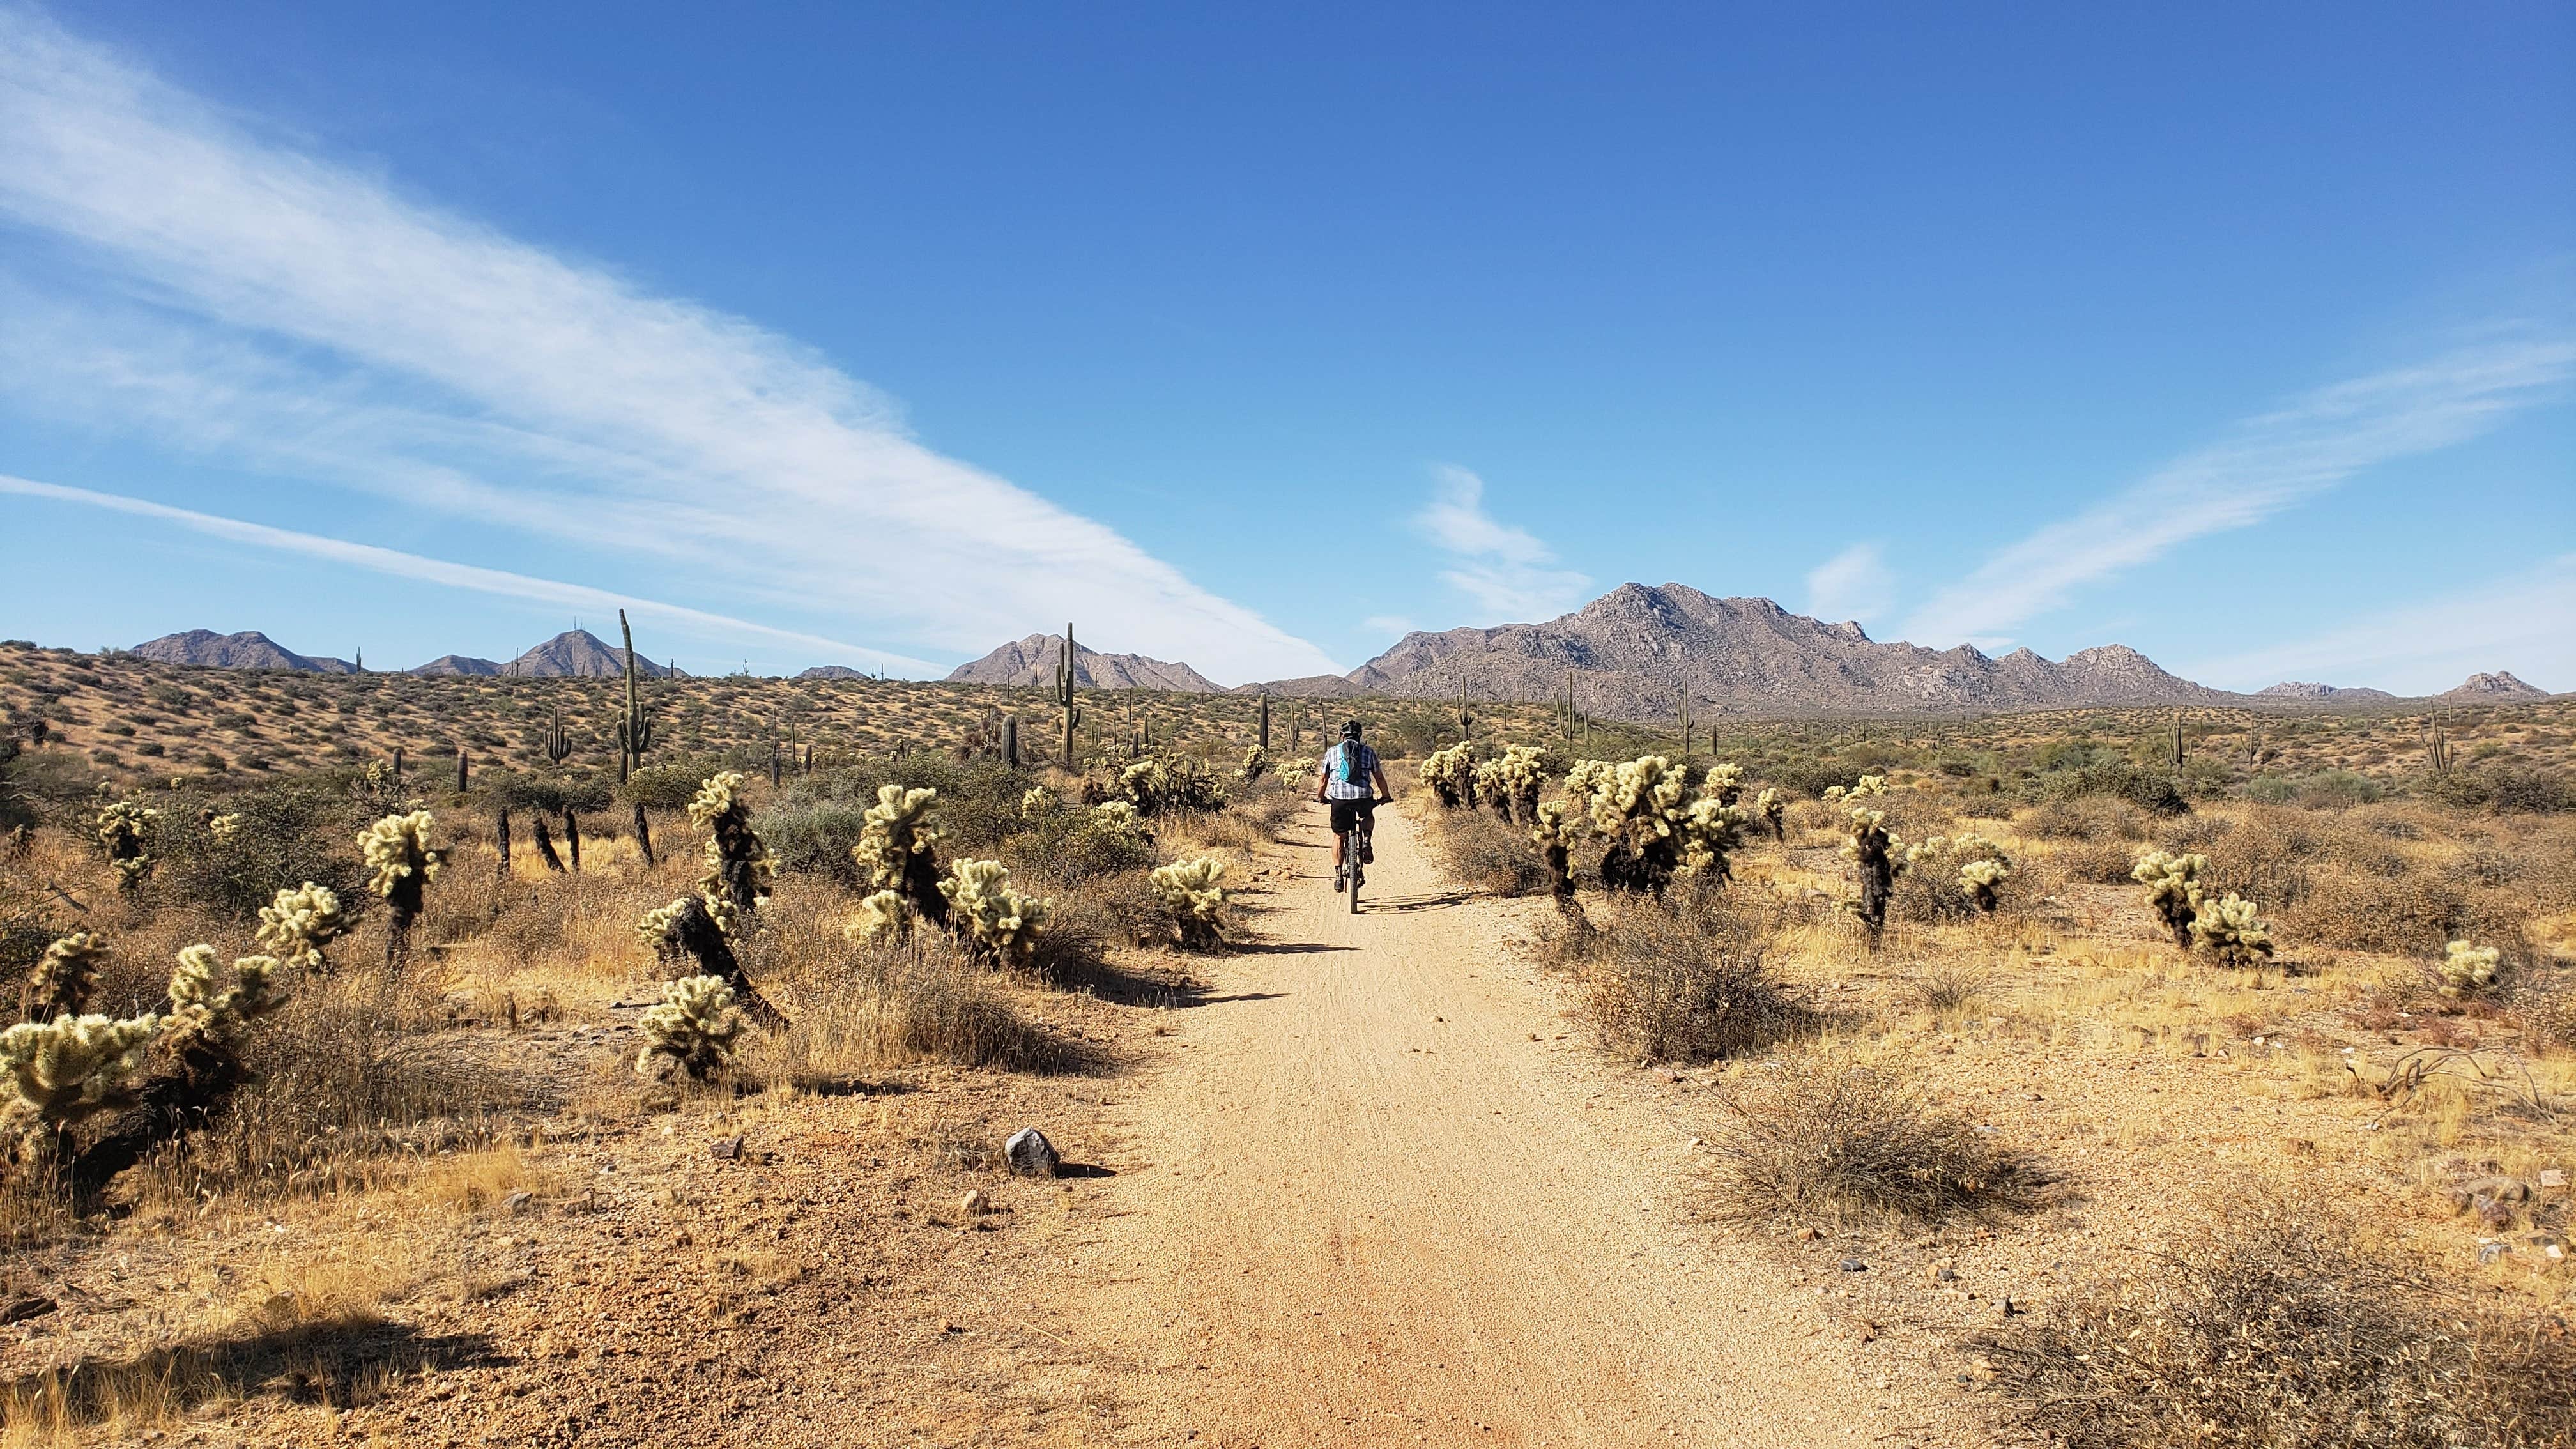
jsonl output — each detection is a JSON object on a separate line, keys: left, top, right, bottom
{"left": 1089, "top": 799, "right": 1144, "bottom": 836}
{"left": 1840, "top": 806, "right": 1901, "bottom": 942}
{"left": 256, "top": 883, "right": 348, "bottom": 971}
{"left": 1529, "top": 799, "right": 1585, "bottom": 908}
{"left": 1580, "top": 756, "right": 1694, "bottom": 893}
{"left": 855, "top": 785, "right": 947, "bottom": 926}
{"left": 1282, "top": 756, "right": 1317, "bottom": 787}
{"left": 2439, "top": 940, "right": 2501, "bottom": 998}
{"left": 1478, "top": 745, "right": 1549, "bottom": 824}
{"left": 2131, "top": 850, "right": 2207, "bottom": 949}
{"left": 1674, "top": 793, "right": 1747, "bottom": 881}
{"left": 686, "top": 773, "right": 774, "bottom": 923}
{"left": 26, "top": 933, "right": 108, "bottom": 1022}
{"left": 206, "top": 813, "right": 241, "bottom": 845}
{"left": 634, "top": 974, "right": 743, "bottom": 1081}
{"left": 1019, "top": 786, "right": 1056, "bottom": 819}
{"left": 940, "top": 859, "right": 1051, "bottom": 967}
{"left": 166, "top": 946, "right": 283, "bottom": 1040}
{"left": 1117, "top": 756, "right": 1227, "bottom": 815}
{"left": 1823, "top": 774, "right": 1889, "bottom": 804}
{"left": 1241, "top": 746, "right": 1269, "bottom": 783}
{"left": 0, "top": 1012, "right": 162, "bottom": 1129}
{"left": 95, "top": 799, "right": 158, "bottom": 890}
{"left": 2191, "top": 893, "right": 2273, "bottom": 968}
{"left": 1421, "top": 743, "right": 1476, "bottom": 809}
{"left": 638, "top": 894, "right": 785, "bottom": 1029}
{"left": 1149, "top": 857, "right": 1229, "bottom": 948}
{"left": 360, "top": 809, "right": 445, "bottom": 966}
{"left": 843, "top": 889, "right": 912, "bottom": 944}
{"left": 1701, "top": 763, "right": 1745, "bottom": 807}
{"left": 1958, "top": 857, "right": 2011, "bottom": 913}
{"left": 1754, "top": 788, "right": 1787, "bottom": 843}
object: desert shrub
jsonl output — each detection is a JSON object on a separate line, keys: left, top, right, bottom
{"left": 2278, "top": 870, "right": 2467, "bottom": 956}
{"left": 2292, "top": 769, "right": 2384, "bottom": 809}
{"left": 1573, "top": 894, "right": 1818, "bottom": 1062}
{"left": 2025, "top": 797, "right": 2149, "bottom": 842}
{"left": 154, "top": 783, "right": 365, "bottom": 921}
{"left": 799, "top": 935, "right": 1068, "bottom": 1072}
{"left": 1708, "top": 1052, "right": 2048, "bottom": 1225}
{"left": 1766, "top": 760, "right": 1863, "bottom": 801}
{"left": 2509, "top": 967, "right": 2576, "bottom": 1053}
{"left": 1428, "top": 807, "right": 1550, "bottom": 897}
{"left": 2043, "top": 838, "right": 2139, "bottom": 885}
{"left": 792, "top": 756, "right": 1031, "bottom": 854}
{"left": 758, "top": 799, "right": 875, "bottom": 885}
{"left": 621, "top": 762, "right": 714, "bottom": 811}
{"left": 1889, "top": 832, "right": 2014, "bottom": 921}
{"left": 1980, "top": 1192, "right": 2576, "bottom": 1449}
{"left": 2039, "top": 761, "right": 2187, "bottom": 815}
{"left": 999, "top": 806, "right": 1156, "bottom": 887}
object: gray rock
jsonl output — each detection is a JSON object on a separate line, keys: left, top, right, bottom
{"left": 1839, "top": 1257, "right": 1868, "bottom": 1273}
{"left": 2460, "top": 1174, "right": 2530, "bottom": 1202}
{"left": 1005, "top": 1127, "right": 1061, "bottom": 1177}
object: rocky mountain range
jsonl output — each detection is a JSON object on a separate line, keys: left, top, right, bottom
{"left": 132, "top": 629, "right": 679, "bottom": 679}
{"left": 131, "top": 630, "right": 357, "bottom": 673}
{"left": 2254, "top": 681, "right": 2399, "bottom": 703}
{"left": 945, "top": 633, "right": 1223, "bottom": 693}
{"left": 1314, "top": 584, "right": 2234, "bottom": 717}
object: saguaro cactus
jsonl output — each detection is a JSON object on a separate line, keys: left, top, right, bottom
{"left": 1001, "top": 714, "right": 1020, "bottom": 769}
{"left": 542, "top": 709, "right": 572, "bottom": 768}
{"left": 562, "top": 802, "right": 582, "bottom": 873}
{"left": 1257, "top": 694, "right": 1272, "bottom": 752}
{"left": 615, "top": 610, "right": 656, "bottom": 783}
{"left": 1054, "top": 624, "right": 1084, "bottom": 766}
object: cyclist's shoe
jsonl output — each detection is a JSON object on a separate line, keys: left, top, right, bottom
{"left": 1331, "top": 870, "right": 1345, "bottom": 893}
{"left": 1361, "top": 841, "right": 1376, "bottom": 865}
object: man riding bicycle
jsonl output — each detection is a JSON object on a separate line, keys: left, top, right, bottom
{"left": 1315, "top": 719, "right": 1393, "bottom": 891}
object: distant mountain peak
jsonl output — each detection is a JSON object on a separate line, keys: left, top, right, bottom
{"left": 945, "top": 634, "right": 1222, "bottom": 693}
{"left": 2255, "top": 680, "right": 2397, "bottom": 702}
{"left": 131, "top": 629, "right": 355, "bottom": 674}
{"left": 2438, "top": 670, "right": 2548, "bottom": 701}
{"left": 503, "top": 629, "right": 680, "bottom": 679}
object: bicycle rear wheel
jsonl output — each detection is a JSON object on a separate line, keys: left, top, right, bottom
{"left": 1348, "top": 827, "right": 1365, "bottom": 912}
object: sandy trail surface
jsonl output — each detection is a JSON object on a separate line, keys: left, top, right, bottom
{"left": 1039, "top": 801, "right": 1906, "bottom": 1447}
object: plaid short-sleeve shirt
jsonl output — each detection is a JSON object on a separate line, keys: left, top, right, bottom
{"left": 1319, "top": 740, "right": 1381, "bottom": 800}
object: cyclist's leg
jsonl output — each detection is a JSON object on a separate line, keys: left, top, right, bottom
{"left": 1358, "top": 801, "right": 1376, "bottom": 862}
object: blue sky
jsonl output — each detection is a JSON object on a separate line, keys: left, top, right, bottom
{"left": 1, "top": 2, "right": 2570, "bottom": 689}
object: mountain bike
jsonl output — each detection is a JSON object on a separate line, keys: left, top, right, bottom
{"left": 1337, "top": 809, "right": 1377, "bottom": 912}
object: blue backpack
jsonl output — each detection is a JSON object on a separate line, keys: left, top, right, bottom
{"left": 1336, "top": 740, "right": 1365, "bottom": 783}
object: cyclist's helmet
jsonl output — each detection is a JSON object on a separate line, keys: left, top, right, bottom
{"left": 1340, "top": 719, "right": 1363, "bottom": 740}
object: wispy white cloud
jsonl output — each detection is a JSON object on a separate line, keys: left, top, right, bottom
{"left": 1804, "top": 542, "right": 1892, "bottom": 627}
{"left": 1413, "top": 465, "right": 1591, "bottom": 623}
{"left": 2174, "top": 552, "right": 2572, "bottom": 696}
{"left": 0, "top": 10, "right": 1337, "bottom": 685}
{"left": 1360, "top": 614, "right": 1416, "bottom": 637}
{"left": 1898, "top": 334, "right": 2576, "bottom": 647}
{"left": 0, "top": 474, "right": 943, "bottom": 673}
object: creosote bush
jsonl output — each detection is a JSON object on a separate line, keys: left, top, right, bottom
{"left": 1980, "top": 1191, "right": 2575, "bottom": 1449}
{"left": 1709, "top": 1052, "right": 2048, "bottom": 1225}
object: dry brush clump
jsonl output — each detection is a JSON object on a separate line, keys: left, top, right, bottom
{"left": 1979, "top": 1190, "right": 2576, "bottom": 1449}
{"left": 1569, "top": 892, "right": 1819, "bottom": 1063}
{"left": 1707, "top": 1052, "right": 2050, "bottom": 1226}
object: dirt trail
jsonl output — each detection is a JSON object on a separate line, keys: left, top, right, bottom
{"left": 1041, "top": 802, "right": 1908, "bottom": 1446}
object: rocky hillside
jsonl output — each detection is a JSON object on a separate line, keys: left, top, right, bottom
{"left": 410, "top": 654, "right": 502, "bottom": 677}
{"left": 946, "top": 634, "right": 1221, "bottom": 693}
{"left": 2255, "top": 681, "right": 2398, "bottom": 703}
{"left": 130, "top": 630, "right": 356, "bottom": 673}
{"left": 2437, "top": 671, "right": 2550, "bottom": 702}
{"left": 1328, "top": 583, "right": 2235, "bottom": 718}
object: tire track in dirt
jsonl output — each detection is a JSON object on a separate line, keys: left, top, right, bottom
{"left": 1036, "top": 801, "right": 1911, "bottom": 1447}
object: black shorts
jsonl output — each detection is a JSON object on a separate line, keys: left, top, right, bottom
{"left": 1328, "top": 797, "right": 1377, "bottom": 836}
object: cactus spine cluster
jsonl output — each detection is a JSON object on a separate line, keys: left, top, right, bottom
{"left": 1149, "top": 857, "right": 1229, "bottom": 947}
{"left": 634, "top": 975, "right": 743, "bottom": 1081}
{"left": 256, "top": 883, "right": 349, "bottom": 970}
{"left": 360, "top": 809, "right": 446, "bottom": 967}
